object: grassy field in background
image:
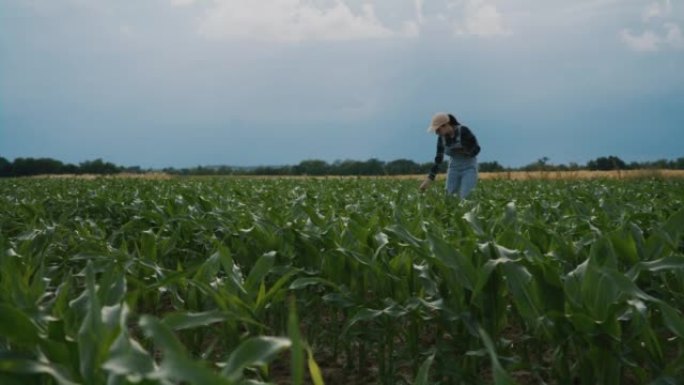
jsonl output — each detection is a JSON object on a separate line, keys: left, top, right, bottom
{"left": 28, "top": 169, "right": 684, "bottom": 181}
{"left": 1, "top": 176, "right": 683, "bottom": 384}
{"left": 480, "top": 169, "right": 684, "bottom": 180}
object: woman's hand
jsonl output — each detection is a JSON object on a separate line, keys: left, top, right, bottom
{"left": 419, "top": 178, "right": 432, "bottom": 191}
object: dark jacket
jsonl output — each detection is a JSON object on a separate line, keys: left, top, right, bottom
{"left": 428, "top": 125, "right": 480, "bottom": 180}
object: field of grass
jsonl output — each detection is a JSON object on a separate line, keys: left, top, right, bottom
{"left": 479, "top": 170, "right": 684, "bottom": 180}
{"left": 30, "top": 169, "right": 684, "bottom": 181}
{"left": 1, "top": 176, "right": 683, "bottom": 385}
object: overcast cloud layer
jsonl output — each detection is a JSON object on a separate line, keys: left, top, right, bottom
{"left": 1, "top": 0, "right": 682, "bottom": 168}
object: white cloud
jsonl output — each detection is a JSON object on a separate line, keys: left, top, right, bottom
{"left": 171, "top": 0, "right": 196, "bottom": 6}
{"left": 401, "top": 20, "right": 421, "bottom": 38}
{"left": 196, "top": 0, "right": 397, "bottom": 42}
{"left": 664, "top": 22, "right": 684, "bottom": 49}
{"left": 642, "top": 0, "right": 671, "bottom": 21}
{"left": 170, "top": 0, "right": 517, "bottom": 42}
{"left": 454, "top": 0, "right": 509, "bottom": 37}
{"left": 620, "top": 29, "right": 660, "bottom": 52}
{"left": 414, "top": 0, "right": 424, "bottom": 25}
{"left": 643, "top": 3, "right": 663, "bottom": 21}
{"left": 623, "top": 1, "right": 681, "bottom": 52}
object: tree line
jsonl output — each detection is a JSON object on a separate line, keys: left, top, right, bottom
{"left": 0, "top": 157, "right": 133, "bottom": 177}
{"left": 1, "top": 155, "right": 684, "bottom": 178}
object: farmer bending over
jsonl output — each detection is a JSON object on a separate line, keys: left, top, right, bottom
{"left": 420, "top": 112, "right": 481, "bottom": 198}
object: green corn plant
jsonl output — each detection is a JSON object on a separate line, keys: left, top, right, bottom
{"left": 2, "top": 176, "right": 684, "bottom": 384}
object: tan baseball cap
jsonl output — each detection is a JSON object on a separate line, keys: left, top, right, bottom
{"left": 427, "top": 112, "right": 449, "bottom": 133}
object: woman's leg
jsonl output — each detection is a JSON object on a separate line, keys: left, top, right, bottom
{"left": 446, "top": 160, "right": 461, "bottom": 195}
{"left": 459, "top": 166, "right": 478, "bottom": 198}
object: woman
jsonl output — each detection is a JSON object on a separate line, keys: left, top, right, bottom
{"left": 419, "top": 112, "right": 481, "bottom": 198}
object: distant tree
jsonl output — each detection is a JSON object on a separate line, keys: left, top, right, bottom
{"left": 675, "top": 157, "right": 684, "bottom": 170}
{"left": 627, "top": 161, "right": 641, "bottom": 170}
{"left": 587, "top": 156, "right": 627, "bottom": 171}
{"left": 567, "top": 162, "right": 581, "bottom": 171}
{"left": 328, "top": 158, "right": 385, "bottom": 175}
{"left": 418, "top": 162, "right": 443, "bottom": 175}
{"left": 361, "top": 158, "right": 385, "bottom": 175}
{"left": 251, "top": 166, "right": 291, "bottom": 175}
{"left": 12, "top": 157, "right": 65, "bottom": 176}
{"left": 479, "top": 161, "right": 505, "bottom": 172}
{"left": 62, "top": 163, "right": 79, "bottom": 174}
{"left": 385, "top": 159, "right": 420, "bottom": 175}
{"left": 79, "top": 159, "right": 120, "bottom": 174}
{"left": 650, "top": 159, "right": 670, "bottom": 169}
{"left": 0, "top": 156, "right": 11, "bottom": 177}
{"left": 293, "top": 159, "right": 329, "bottom": 175}
{"left": 333, "top": 160, "right": 362, "bottom": 175}
{"left": 123, "top": 166, "right": 143, "bottom": 174}
{"left": 521, "top": 156, "right": 550, "bottom": 171}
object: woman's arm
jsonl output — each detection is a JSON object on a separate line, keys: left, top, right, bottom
{"left": 428, "top": 136, "right": 444, "bottom": 180}
{"left": 460, "top": 126, "right": 481, "bottom": 157}
{"left": 421, "top": 137, "right": 444, "bottom": 191}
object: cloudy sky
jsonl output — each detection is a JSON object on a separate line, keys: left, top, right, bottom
{"left": 1, "top": 0, "right": 682, "bottom": 169}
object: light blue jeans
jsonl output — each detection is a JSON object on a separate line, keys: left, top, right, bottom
{"left": 446, "top": 156, "right": 478, "bottom": 198}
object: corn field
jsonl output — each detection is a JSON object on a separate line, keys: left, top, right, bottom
{"left": 1, "top": 177, "right": 683, "bottom": 385}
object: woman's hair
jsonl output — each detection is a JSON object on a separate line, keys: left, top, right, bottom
{"left": 448, "top": 114, "right": 460, "bottom": 126}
